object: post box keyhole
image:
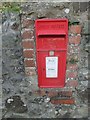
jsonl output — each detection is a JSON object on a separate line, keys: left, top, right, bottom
{"left": 49, "top": 50, "right": 54, "bottom": 56}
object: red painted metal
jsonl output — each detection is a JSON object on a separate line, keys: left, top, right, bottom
{"left": 35, "top": 19, "right": 68, "bottom": 88}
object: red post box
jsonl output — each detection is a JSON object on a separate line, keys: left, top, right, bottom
{"left": 35, "top": 19, "right": 68, "bottom": 88}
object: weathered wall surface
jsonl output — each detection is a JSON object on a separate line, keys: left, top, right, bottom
{"left": 2, "top": 2, "right": 89, "bottom": 119}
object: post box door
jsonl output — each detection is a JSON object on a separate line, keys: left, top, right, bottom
{"left": 37, "top": 50, "right": 67, "bottom": 88}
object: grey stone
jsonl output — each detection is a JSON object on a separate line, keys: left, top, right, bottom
{"left": 77, "top": 88, "right": 88, "bottom": 102}
{"left": 79, "top": 68, "right": 88, "bottom": 76}
{"left": 83, "top": 20, "right": 90, "bottom": 34}
{"left": 81, "top": 81, "right": 88, "bottom": 87}
{"left": 73, "top": 2, "right": 79, "bottom": 13}
{"left": 80, "top": 2, "right": 88, "bottom": 12}
{"left": 59, "top": 110, "right": 67, "bottom": 116}
{"left": 3, "top": 88, "right": 11, "bottom": 94}
{"left": 85, "top": 44, "right": 90, "bottom": 53}
{"left": 44, "top": 97, "right": 50, "bottom": 103}
{"left": 2, "top": 34, "right": 20, "bottom": 49}
{"left": 5, "top": 95, "right": 28, "bottom": 113}
{"left": 71, "top": 106, "right": 88, "bottom": 118}
{"left": 77, "top": 106, "right": 88, "bottom": 117}
{"left": 55, "top": 110, "right": 59, "bottom": 115}
{"left": 61, "top": 112, "right": 71, "bottom": 118}
{"left": 10, "top": 113, "right": 30, "bottom": 118}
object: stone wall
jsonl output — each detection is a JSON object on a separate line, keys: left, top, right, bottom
{"left": 2, "top": 2, "right": 89, "bottom": 119}
{"left": 2, "top": 5, "right": 28, "bottom": 118}
{"left": 21, "top": 2, "right": 89, "bottom": 118}
{"left": 21, "top": 2, "right": 89, "bottom": 88}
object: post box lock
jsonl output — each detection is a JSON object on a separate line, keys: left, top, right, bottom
{"left": 49, "top": 50, "right": 54, "bottom": 56}
{"left": 35, "top": 19, "right": 68, "bottom": 88}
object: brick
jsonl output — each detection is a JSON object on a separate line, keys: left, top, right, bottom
{"left": 34, "top": 90, "right": 73, "bottom": 98}
{"left": 68, "top": 46, "right": 80, "bottom": 54}
{"left": 47, "top": 91, "right": 59, "bottom": 97}
{"left": 48, "top": 91, "right": 72, "bottom": 97}
{"left": 22, "top": 19, "right": 34, "bottom": 28}
{"left": 25, "top": 67, "right": 36, "bottom": 76}
{"left": 66, "top": 80, "right": 78, "bottom": 87}
{"left": 23, "top": 50, "right": 34, "bottom": 58}
{"left": 69, "top": 25, "right": 81, "bottom": 34}
{"left": 51, "top": 99, "right": 75, "bottom": 104}
{"left": 34, "top": 90, "right": 46, "bottom": 96}
{"left": 67, "top": 64, "right": 78, "bottom": 71}
{"left": 24, "top": 60, "right": 35, "bottom": 67}
{"left": 67, "top": 54, "right": 79, "bottom": 62}
{"left": 69, "top": 35, "right": 81, "bottom": 45}
{"left": 67, "top": 72, "right": 78, "bottom": 79}
{"left": 34, "top": 90, "right": 58, "bottom": 97}
{"left": 22, "top": 31, "right": 33, "bottom": 39}
{"left": 22, "top": 41, "right": 34, "bottom": 49}
{"left": 58, "top": 91, "right": 72, "bottom": 97}
{"left": 74, "top": 46, "right": 80, "bottom": 53}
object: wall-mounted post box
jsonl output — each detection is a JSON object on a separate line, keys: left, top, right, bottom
{"left": 35, "top": 19, "right": 68, "bottom": 88}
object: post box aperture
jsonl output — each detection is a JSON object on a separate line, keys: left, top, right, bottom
{"left": 35, "top": 19, "right": 68, "bottom": 88}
